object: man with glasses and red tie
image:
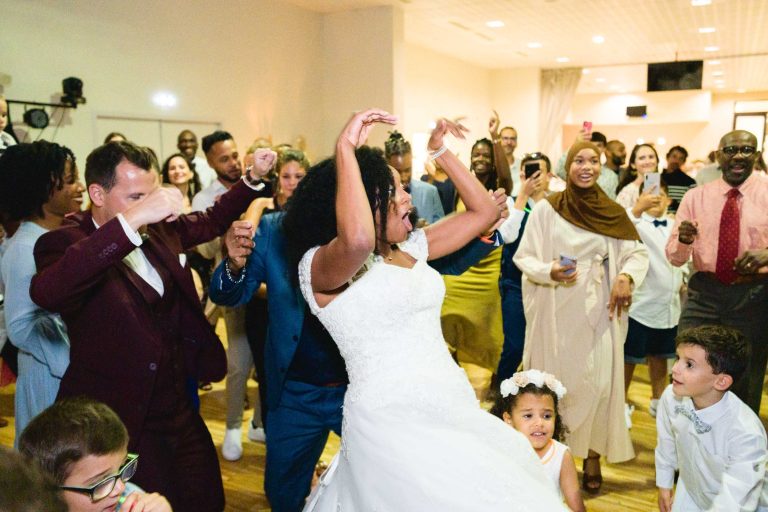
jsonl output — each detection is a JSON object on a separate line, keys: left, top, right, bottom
{"left": 666, "top": 130, "right": 768, "bottom": 414}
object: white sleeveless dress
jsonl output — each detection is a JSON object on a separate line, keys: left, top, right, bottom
{"left": 300, "top": 230, "right": 565, "bottom": 511}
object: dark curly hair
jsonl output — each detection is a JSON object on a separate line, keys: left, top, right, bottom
{"left": 384, "top": 131, "right": 411, "bottom": 158}
{"left": 0, "top": 141, "right": 75, "bottom": 221}
{"left": 282, "top": 145, "right": 393, "bottom": 283}
{"left": 161, "top": 152, "right": 202, "bottom": 202}
{"left": 490, "top": 383, "right": 569, "bottom": 443}
{"left": 472, "top": 138, "right": 498, "bottom": 191}
{"left": 675, "top": 325, "right": 749, "bottom": 386}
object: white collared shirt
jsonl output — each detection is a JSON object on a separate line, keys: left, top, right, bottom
{"left": 656, "top": 385, "right": 768, "bottom": 511}
{"left": 627, "top": 211, "right": 686, "bottom": 329}
{"left": 94, "top": 214, "right": 164, "bottom": 296}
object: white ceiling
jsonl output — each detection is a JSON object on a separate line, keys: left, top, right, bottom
{"left": 284, "top": 0, "right": 768, "bottom": 93}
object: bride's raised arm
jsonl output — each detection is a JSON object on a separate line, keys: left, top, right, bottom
{"left": 309, "top": 109, "right": 397, "bottom": 293}
{"left": 424, "top": 119, "right": 501, "bottom": 259}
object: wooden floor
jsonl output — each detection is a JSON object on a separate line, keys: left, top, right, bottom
{"left": 2, "top": 337, "right": 766, "bottom": 511}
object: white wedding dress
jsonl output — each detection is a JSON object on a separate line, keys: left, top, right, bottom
{"left": 300, "top": 230, "right": 565, "bottom": 511}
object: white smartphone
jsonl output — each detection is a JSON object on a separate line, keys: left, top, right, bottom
{"left": 643, "top": 172, "right": 661, "bottom": 195}
{"left": 559, "top": 254, "right": 577, "bottom": 275}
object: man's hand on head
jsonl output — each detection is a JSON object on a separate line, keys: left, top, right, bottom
{"left": 122, "top": 186, "right": 185, "bottom": 231}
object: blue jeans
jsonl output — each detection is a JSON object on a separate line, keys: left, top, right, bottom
{"left": 264, "top": 380, "right": 345, "bottom": 512}
{"left": 497, "top": 280, "right": 526, "bottom": 381}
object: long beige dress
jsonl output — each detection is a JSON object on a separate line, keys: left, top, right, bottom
{"left": 513, "top": 200, "right": 648, "bottom": 463}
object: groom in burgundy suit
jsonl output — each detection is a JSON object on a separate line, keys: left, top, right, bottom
{"left": 30, "top": 141, "right": 274, "bottom": 511}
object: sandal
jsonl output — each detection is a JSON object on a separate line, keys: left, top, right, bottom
{"left": 582, "top": 454, "right": 602, "bottom": 494}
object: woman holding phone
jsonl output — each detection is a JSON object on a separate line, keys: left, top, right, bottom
{"left": 514, "top": 141, "right": 649, "bottom": 493}
{"left": 615, "top": 144, "right": 660, "bottom": 208}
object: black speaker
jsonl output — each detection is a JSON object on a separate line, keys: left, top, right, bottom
{"left": 626, "top": 105, "right": 647, "bottom": 117}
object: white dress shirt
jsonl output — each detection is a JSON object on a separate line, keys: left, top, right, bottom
{"left": 192, "top": 155, "right": 216, "bottom": 189}
{"left": 95, "top": 214, "right": 164, "bottom": 296}
{"left": 656, "top": 385, "right": 768, "bottom": 511}
{"left": 627, "top": 211, "right": 686, "bottom": 329}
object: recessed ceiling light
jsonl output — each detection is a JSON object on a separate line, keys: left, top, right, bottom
{"left": 704, "top": 46, "right": 720, "bottom": 52}
{"left": 657, "top": 137, "right": 667, "bottom": 145}
{"left": 698, "top": 27, "right": 716, "bottom": 33}
{"left": 636, "top": 138, "right": 645, "bottom": 145}
{"left": 712, "top": 71, "right": 724, "bottom": 77}
{"left": 736, "top": 88, "right": 746, "bottom": 93}
{"left": 592, "top": 35, "right": 605, "bottom": 44}
{"left": 556, "top": 57, "right": 570, "bottom": 63}
{"left": 486, "top": 20, "right": 505, "bottom": 28}
{"left": 708, "top": 60, "right": 721, "bottom": 65}
{"left": 527, "top": 42, "right": 542, "bottom": 49}
{"left": 595, "top": 77, "right": 606, "bottom": 83}
{"left": 691, "top": 0, "right": 711, "bottom": 5}
{"left": 582, "top": 68, "right": 591, "bottom": 74}
{"left": 152, "top": 91, "right": 177, "bottom": 109}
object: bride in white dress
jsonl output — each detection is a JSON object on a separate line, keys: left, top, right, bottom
{"left": 284, "top": 109, "right": 565, "bottom": 511}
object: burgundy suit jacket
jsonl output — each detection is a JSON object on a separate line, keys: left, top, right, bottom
{"left": 30, "top": 180, "right": 269, "bottom": 439}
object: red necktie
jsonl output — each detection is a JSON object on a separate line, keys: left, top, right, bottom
{"left": 715, "top": 188, "right": 741, "bottom": 284}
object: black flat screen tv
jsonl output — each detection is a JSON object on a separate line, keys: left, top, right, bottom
{"left": 647, "top": 60, "right": 703, "bottom": 91}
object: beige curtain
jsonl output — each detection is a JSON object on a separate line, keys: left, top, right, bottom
{"left": 539, "top": 68, "right": 582, "bottom": 160}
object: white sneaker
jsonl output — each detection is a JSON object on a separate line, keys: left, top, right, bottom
{"left": 624, "top": 403, "right": 635, "bottom": 429}
{"left": 649, "top": 399, "right": 659, "bottom": 418}
{"left": 247, "top": 422, "right": 266, "bottom": 443}
{"left": 222, "top": 427, "right": 243, "bottom": 461}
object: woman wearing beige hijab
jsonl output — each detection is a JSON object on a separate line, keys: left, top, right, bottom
{"left": 514, "top": 142, "right": 649, "bottom": 493}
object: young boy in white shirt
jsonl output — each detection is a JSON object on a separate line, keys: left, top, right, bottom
{"left": 656, "top": 325, "right": 768, "bottom": 511}
{"left": 624, "top": 183, "right": 687, "bottom": 427}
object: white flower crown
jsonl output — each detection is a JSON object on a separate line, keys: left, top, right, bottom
{"left": 500, "top": 369, "right": 567, "bottom": 400}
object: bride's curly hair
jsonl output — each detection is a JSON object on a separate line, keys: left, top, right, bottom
{"left": 282, "top": 145, "right": 394, "bottom": 283}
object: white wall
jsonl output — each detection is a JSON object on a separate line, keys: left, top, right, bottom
{"left": 320, "top": 6, "right": 402, "bottom": 156}
{"left": 564, "top": 89, "right": 768, "bottom": 160}
{"left": 1, "top": 0, "right": 324, "bottom": 165}
{"left": 402, "top": 44, "right": 492, "bottom": 166}
{"left": 489, "top": 68, "right": 541, "bottom": 156}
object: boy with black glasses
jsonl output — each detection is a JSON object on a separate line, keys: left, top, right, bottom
{"left": 18, "top": 397, "right": 171, "bottom": 512}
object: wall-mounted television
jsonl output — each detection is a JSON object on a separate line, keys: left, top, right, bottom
{"left": 647, "top": 60, "right": 703, "bottom": 92}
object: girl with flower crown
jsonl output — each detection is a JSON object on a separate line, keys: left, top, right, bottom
{"left": 491, "top": 370, "right": 586, "bottom": 512}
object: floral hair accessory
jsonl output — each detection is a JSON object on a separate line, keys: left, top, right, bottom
{"left": 500, "top": 369, "right": 567, "bottom": 400}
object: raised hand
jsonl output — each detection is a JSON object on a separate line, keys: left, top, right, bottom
{"left": 224, "top": 220, "right": 255, "bottom": 271}
{"left": 123, "top": 186, "right": 184, "bottom": 230}
{"left": 483, "top": 188, "right": 509, "bottom": 235}
{"left": 632, "top": 192, "right": 662, "bottom": 218}
{"left": 248, "top": 148, "right": 278, "bottom": 179}
{"left": 428, "top": 118, "right": 468, "bottom": 151}
{"left": 489, "top": 110, "right": 501, "bottom": 139}
{"left": 677, "top": 220, "right": 698, "bottom": 244}
{"left": 339, "top": 108, "right": 398, "bottom": 149}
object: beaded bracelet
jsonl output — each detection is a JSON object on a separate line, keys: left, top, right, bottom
{"left": 225, "top": 258, "right": 246, "bottom": 284}
{"left": 429, "top": 145, "right": 448, "bottom": 160}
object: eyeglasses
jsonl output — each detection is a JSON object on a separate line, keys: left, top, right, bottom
{"left": 721, "top": 145, "right": 757, "bottom": 156}
{"left": 60, "top": 453, "right": 139, "bottom": 502}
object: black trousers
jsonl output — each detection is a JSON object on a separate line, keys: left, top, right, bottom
{"left": 679, "top": 272, "right": 768, "bottom": 414}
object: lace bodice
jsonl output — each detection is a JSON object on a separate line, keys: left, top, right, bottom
{"left": 299, "top": 230, "right": 476, "bottom": 409}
